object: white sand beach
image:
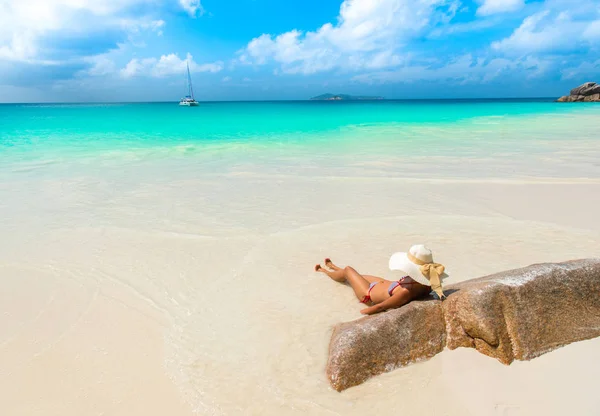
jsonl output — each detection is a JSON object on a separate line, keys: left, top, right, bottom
{"left": 2, "top": 174, "right": 600, "bottom": 415}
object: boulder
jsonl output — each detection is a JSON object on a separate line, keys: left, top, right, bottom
{"left": 558, "top": 95, "right": 586, "bottom": 102}
{"left": 443, "top": 259, "right": 600, "bottom": 364}
{"left": 557, "top": 82, "right": 600, "bottom": 102}
{"left": 570, "top": 82, "right": 600, "bottom": 97}
{"left": 327, "top": 298, "right": 445, "bottom": 392}
{"left": 326, "top": 259, "right": 600, "bottom": 391}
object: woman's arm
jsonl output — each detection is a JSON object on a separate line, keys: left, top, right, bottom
{"left": 360, "top": 290, "right": 411, "bottom": 315}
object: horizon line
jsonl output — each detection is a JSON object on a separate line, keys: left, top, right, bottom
{"left": 0, "top": 96, "right": 560, "bottom": 105}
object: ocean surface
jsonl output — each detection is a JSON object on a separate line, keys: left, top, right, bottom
{"left": 0, "top": 99, "right": 600, "bottom": 165}
{"left": 1, "top": 99, "right": 600, "bottom": 415}
{"left": 2, "top": 99, "right": 600, "bottom": 180}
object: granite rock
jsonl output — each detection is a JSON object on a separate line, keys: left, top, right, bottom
{"left": 326, "top": 298, "right": 445, "bottom": 392}
{"left": 326, "top": 259, "right": 600, "bottom": 391}
{"left": 558, "top": 95, "right": 588, "bottom": 102}
{"left": 443, "top": 259, "right": 600, "bottom": 364}
{"left": 558, "top": 82, "right": 600, "bottom": 102}
{"left": 570, "top": 82, "right": 600, "bottom": 96}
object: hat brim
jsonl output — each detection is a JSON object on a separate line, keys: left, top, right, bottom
{"left": 388, "top": 252, "right": 449, "bottom": 287}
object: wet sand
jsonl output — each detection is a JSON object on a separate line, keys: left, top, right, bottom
{"left": 1, "top": 167, "right": 599, "bottom": 415}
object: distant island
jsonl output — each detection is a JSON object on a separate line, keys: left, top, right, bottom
{"left": 310, "top": 93, "right": 384, "bottom": 101}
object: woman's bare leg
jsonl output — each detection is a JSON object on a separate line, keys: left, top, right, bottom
{"left": 316, "top": 264, "right": 370, "bottom": 300}
{"left": 324, "top": 258, "right": 341, "bottom": 271}
{"left": 341, "top": 267, "right": 372, "bottom": 300}
{"left": 324, "top": 259, "right": 386, "bottom": 285}
{"left": 315, "top": 264, "right": 346, "bottom": 282}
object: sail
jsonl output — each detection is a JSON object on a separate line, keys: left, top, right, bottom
{"left": 187, "top": 61, "right": 195, "bottom": 100}
{"left": 179, "top": 59, "right": 199, "bottom": 105}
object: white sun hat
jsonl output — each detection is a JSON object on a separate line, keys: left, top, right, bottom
{"left": 389, "top": 244, "right": 449, "bottom": 299}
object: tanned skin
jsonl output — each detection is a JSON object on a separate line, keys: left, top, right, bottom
{"left": 315, "top": 259, "right": 431, "bottom": 315}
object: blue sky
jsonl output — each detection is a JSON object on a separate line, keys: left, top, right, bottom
{"left": 0, "top": 0, "right": 599, "bottom": 102}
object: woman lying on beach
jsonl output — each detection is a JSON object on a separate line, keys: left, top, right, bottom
{"left": 315, "top": 245, "right": 448, "bottom": 315}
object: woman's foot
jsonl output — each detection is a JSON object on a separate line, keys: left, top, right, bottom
{"left": 325, "top": 258, "right": 341, "bottom": 271}
{"left": 315, "top": 262, "right": 346, "bottom": 282}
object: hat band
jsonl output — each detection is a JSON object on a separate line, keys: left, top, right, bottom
{"left": 407, "top": 252, "right": 428, "bottom": 265}
{"left": 407, "top": 252, "right": 446, "bottom": 300}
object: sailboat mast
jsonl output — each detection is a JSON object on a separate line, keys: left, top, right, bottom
{"left": 187, "top": 61, "right": 195, "bottom": 100}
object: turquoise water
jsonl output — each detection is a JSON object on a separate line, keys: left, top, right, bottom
{"left": 0, "top": 99, "right": 595, "bottom": 151}
{"left": 1, "top": 99, "right": 599, "bottom": 178}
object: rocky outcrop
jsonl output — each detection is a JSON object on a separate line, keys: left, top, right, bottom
{"left": 557, "top": 94, "right": 600, "bottom": 102}
{"left": 557, "top": 82, "right": 600, "bottom": 102}
{"left": 570, "top": 82, "right": 600, "bottom": 96}
{"left": 443, "top": 259, "right": 600, "bottom": 364}
{"left": 326, "top": 259, "right": 600, "bottom": 391}
{"left": 327, "top": 298, "right": 445, "bottom": 392}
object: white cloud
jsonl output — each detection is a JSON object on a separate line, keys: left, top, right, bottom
{"left": 139, "top": 19, "right": 166, "bottom": 36}
{"left": 469, "top": 0, "right": 600, "bottom": 85}
{"left": 428, "top": 18, "right": 498, "bottom": 38}
{"left": 583, "top": 20, "right": 600, "bottom": 41}
{"left": 120, "top": 58, "right": 146, "bottom": 78}
{"left": 85, "top": 56, "right": 118, "bottom": 76}
{"left": 491, "top": 10, "right": 596, "bottom": 54}
{"left": 0, "top": 0, "right": 163, "bottom": 63}
{"left": 0, "top": 0, "right": 207, "bottom": 64}
{"left": 351, "top": 54, "right": 556, "bottom": 85}
{"left": 222, "top": 76, "right": 232, "bottom": 82}
{"left": 476, "top": 0, "right": 524, "bottom": 16}
{"left": 352, "top": 55, "right": 510, "bottom": 84}
{"left": 491, "top": 0, "right": 600, "bottom": 55}
{"left": 492, "top": 11, "right": 557, "bottom": 53}
{"left": 179, "top": 0, "right": 204, "bottom": 17}
{"left": 239, "top": 0, "right": 458, "bottom": 74}
{"left": 561, "top": 59, "right": 600, "bottom": 80}
{"left": 0, "top": 32, "right": 38, "bottom": 62}
{"left": 120, "top": 53, "right": 223, "bottom": 78}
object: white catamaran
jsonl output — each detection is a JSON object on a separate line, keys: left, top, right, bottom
{"left": 179, "top": 61, "right": 199, "bottom": 106}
